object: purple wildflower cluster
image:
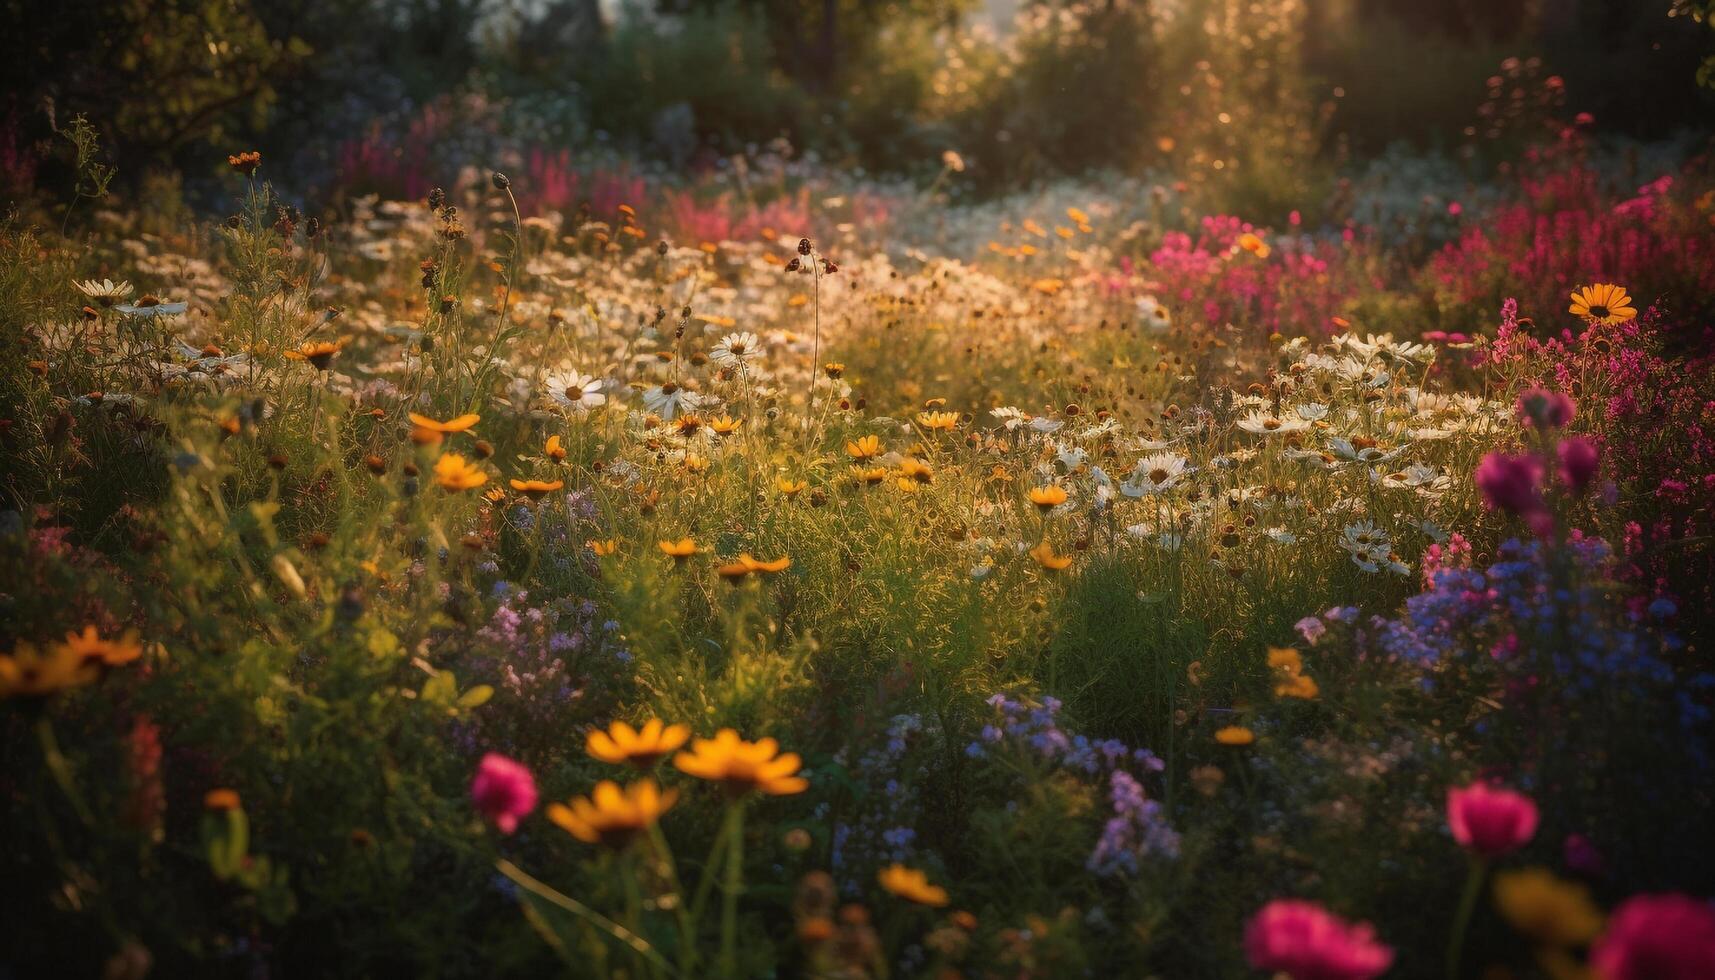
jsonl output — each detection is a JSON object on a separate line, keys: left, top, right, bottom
{"left": 824, "top": 713, "right": 927, "bottom": 894}
{"left": 448, "top": 584, "right": 631, "bottom": 754}
{"left": 971, "top": 694, "right": 1178, "bottom": 876}
{"left": 1088, "top": 770, "right": 1182, "bottom": 877}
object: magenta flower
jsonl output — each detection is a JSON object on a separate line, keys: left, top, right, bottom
{"left": 1475, "top": 452, "right": 1545, "bottom": 517}
{"left": 1446, "top": 782, "right": 1538, "bottom": 858}
{"left": 471, "top": 752, "right": 538, "bottom": 834}
{"left": 1590, "top": 893, "right": 1715, "bottom": 980}
{"left": 1558, "top": 436, "right": 1600, "bottom": 492}
{"left": 1244, "top": 899, "right": 1394, "bottom": 980}
{"left": 1515, "top": 388, "right": 1576, "bottom": 430}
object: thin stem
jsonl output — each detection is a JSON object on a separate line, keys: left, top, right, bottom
{"left": 1445, "top": 856, "right": 1486, "bottom": 980}
{"left": 719, "top": 802, "right": 746, "bottom": 978}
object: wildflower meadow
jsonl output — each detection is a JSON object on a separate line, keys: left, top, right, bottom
{"left": 4, "top": 1, "right": 1715, "bottom": 976}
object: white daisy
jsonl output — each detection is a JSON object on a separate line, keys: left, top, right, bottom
{"left": 1236, "top": 410, "right": 1309, "bottom": 435}
{"left": 545, "top": 369, "right": 608, "bottom": 413}
{"left": 709, "top": 331, "right": 762, "bottom": 368}
{"left": 1120, "top": 452, "right": 1188, "bottom": 497}
{"left": 73, "top": 278, "right": 134, "bottom": 306}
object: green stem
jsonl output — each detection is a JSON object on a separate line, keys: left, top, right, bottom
{"left": 719, "top": 802, "right": 746, "bottom": 978}
{"left": 1446, "top": 856, "right": 1486, "bottom": 980}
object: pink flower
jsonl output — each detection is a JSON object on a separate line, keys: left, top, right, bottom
{"left": 1476, "top": 452, "right": 1545, "bottom": 517}
{"left": 471, "top": 752, "right": 537, "bottom": 834}
{"left": 1590, "top": 893, "right": 1715, "bottom": 980}
{"left": 1558, "top": 437, "right": 1600, "bottom": 492}
{"left": 1295, "top": 616, "right": 1327, "bottom": 646}
{"left": 1244, "top": 899, "right": 1394, "bottom": 980}
{"left": 1446, "top": 782, "right": 1538, "bottom": 858}
{"left": 1516, "top": 388, "right": 1576, "bottom": 429}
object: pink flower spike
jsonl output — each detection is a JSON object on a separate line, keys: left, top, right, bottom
{"left": 1446, "top": 782, "right": 1538, "bottom": 858}
{"left": 1245, "top": 899, "right": 1395, "bottom": 980}
{"left": 471, "top": 752, "right": 538, "bottom": 834}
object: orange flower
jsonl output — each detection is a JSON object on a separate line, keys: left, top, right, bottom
{"left": 917, "top": 411, "right": 959, "bottom": 432}
{"left": 1215, "top": 725, "right": 1256, "bottom": 746}
{"left": 845, "top": 434, "right": 882, "bottom": 460}
{"left": 0, "top": 641, "right": 98, "bottom": 699}
{"left": 508, "top": 478, "right": 564, "bottom": 500}
{"left": 587, "top": 538, "right": 619, "bottom": 556}
{"left": 409, "top": 412, "right": 480, "bottom": 434}
{"left": 1029, "top": 541, "right": 1074, "bottom": 571}
{"left": 673, "top": 729, "right": 808, "bottom": 796}
{"left": 203, "top": 788, "right": 242, "bottom": 811}
{"left": 546, "top": 779, "right": 676, "bottom": 849}
{"left": 1028, "top": 485, "right": 1068, "bottom": 511}
{"left": 587, "top": 719, "right": 692, "bottom": 769}
{"left": 658, "top": 537, "right": 699, "bottom": 562}
{"left": 1237, "top": 233, "right": 1271, "bottom": 258}
{"left": 433, "top": 453, "right": 488, "bottom": 491}
{"left": 285, "top": 339, "right": 347, "bottom": 370}
{"left": 878, "top": 865, "right": 949, "bottom": 907}
{"left": 708, "top": 415, "right": 743, "bottom": 436}
{"left": 717, "top": 553, "right": 792, "bottom": 580}
{"left": 1568, "top": 283, "right": 1636, "bottom": 325}
{"left": 545, "top": 434, "right": 567, "bottom": 461}
{"left": 58, "top": 625, "right": 143, "bottom": 666}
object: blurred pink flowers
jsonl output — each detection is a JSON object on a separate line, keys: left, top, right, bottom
{"left": 1516, "top": 387, "right": 1576, "bottom": 430}
{"left": 1244, "top": 899, "right": 1395, "bottom": 980}
{"left": 1590, "top": 893, "right": 1715, "bottom": 980}
{"left": 1446, "top": 782, "right": 1538, "bottom": 858}
{"left": 471, "top": 752, "right": 538, "bottom": 834}
{"left": 1558, "top": 437, "right": 1601, "bottom": 493}
{"left": 1476, "top": 452, "right": 1545, "bottom": 517}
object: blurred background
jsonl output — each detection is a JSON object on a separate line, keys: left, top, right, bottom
{"left": 3, "top": 0, "right": 1712, "bottom": 218}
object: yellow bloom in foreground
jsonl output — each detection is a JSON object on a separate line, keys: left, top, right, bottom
{"left": 717, "top": 553, "right": 793, "bottom": 580}
{"left": 708, "top": 415, "right": 743, "bottom": 436}
{"left": 434, "top": 453, "right": 488, "bottom": 491}
{"left": 587, "top": 538, "right": 618, "bottom": 556}
{"left": 878, "top": 864, "right": 950, "bottom": 907}
{"left": 917, "top": 410, "right": 959, "bottom": 432}
{"left": 1029, "top": 485, "right": 1069, "bottom": 511}
{"left": 846, "top": 434, "right": 882, "bottom": 460}
{"left": 588, "top": 719, "right": 691, "bottom": 769}
{"left": 408, "top": 412, "right": 481, "bottom": 434}
{"left": 58, "top": 625, "right": 143, "bottom": 666}
{"left": 547, "top": 779, "right": 677, "bottom": 849}
{"left": 508, "top": 478, "right": 565, "bottom": 500}
{"left": 855, "top": 466, "right": 889, "bottom": 486}
{"left": 1215, "top": 725, "right": 1256, "bottom": 745}
{"left": 658, "top": 537, "right": 700, "bottom": 562}
{"left": 1493, "top": 868, "right": 1605, "bottom": 947}
{"left": 0, "top": 642, "right": 98, "bottom": 700}
{"left": 1568, "top": 283, "right": 1636, "bottom": 325}
{"left": 674, "top": 729, "right": 808, "bottom": 796}
{"left": 1029, "top": 541, "right": 1074, "bottom": 571}
{"left": 776, "top": 477, "right": 807, "bottom": 496}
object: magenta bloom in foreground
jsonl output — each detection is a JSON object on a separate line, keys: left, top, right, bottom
{"left": 1446, "top": 782, "right": 1538, "bottom": 858}
{"left": 1558, "top": 436, "right": 1600, "bottom": 492}
{"left": 1516, "top": 387, "right": 1576, "bottom": 430}
{"left": 1244, "top": 899, "right": 1394, "bottom": 980}
{"left": 1476, "top": 452, "right": 1544, "bottom": 516}
{"left": 1590, "top": 893, "right": 1715, "bottom": 980}
{"left": 471, "top": 752, "right": 537, "bottom": 834}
